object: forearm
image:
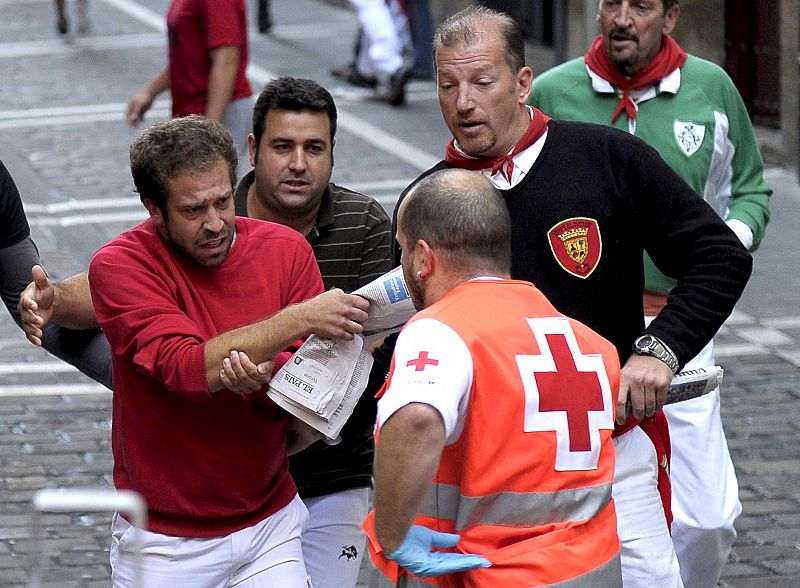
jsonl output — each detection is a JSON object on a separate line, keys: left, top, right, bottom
{"left": 374, "top": 403, "right": 444, "bottom": 553}
{"left": 53, "top": 273, "right": 98, "bottom": 329}
{"left": 205, "top": 302, "right": 311, "bottom": 392}
{"left": 0, "top": 237, "right": 39, "bottom": 326}
{"left": 142, "top": 68, "right": 170, "bottom": 102}
{"left": 637, "top": 147, "right": 753, "bottom": 364}
{"left": 725, "top": 191, "right": 771, "bottom": 250}
{"left": 40, "top": 325, "right": 113, "bottom": 389}
{"left": 205, "top": 46, "right": 240, "bottom": 122}
{"left": 725, "top": 96, "right": 772, "bottom": 250}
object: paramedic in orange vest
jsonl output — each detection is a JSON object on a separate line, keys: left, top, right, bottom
{"left": 365, "top": 168, "right": 623, "bottom": 587}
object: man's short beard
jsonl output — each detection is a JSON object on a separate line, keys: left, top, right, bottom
{"left": 162, "top": 221, "right": 235, "bottom": 268}
{"left": 612, "top": 51, "right": 640, "bottom": 76}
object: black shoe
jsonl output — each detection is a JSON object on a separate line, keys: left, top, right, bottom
{"left": 375, "top": 67, "right": 411, "bottom": 107}
{"left": 331, "top": 64, "right": 377, "bottom": 89}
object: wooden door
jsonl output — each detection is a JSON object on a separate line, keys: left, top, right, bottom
{"left": 725, "top": 0, "right": 780, "bottom": 128}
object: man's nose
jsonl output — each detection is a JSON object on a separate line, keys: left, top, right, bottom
{"left": 203, "top": 209, "right": 224, "bottom": 233}
{"left": 613, "top": 3, "right": 633, "bottom": 27}
{"left": 288, "top": 147, "right": 307, "bottom": 172}
{"left": 455, "top": 83, "right": 474, "bottom": 112}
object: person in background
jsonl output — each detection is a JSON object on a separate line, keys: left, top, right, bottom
{"left": 331, "top": 0, "right": 411, "bottom": 106}
{"left": 529, "top": 2, "right": 771, "bottom": 585}
{"left": 233, "top": 76, "right": 392, "bottom": 588}
{"left": 257, "top": 0, "right": 272, "bottom": 33}
{"left": 53, "top": 0, "right": 88, "bottom": 36}
{"left": 125, "top": 0, "right": 253, "bottom": 169}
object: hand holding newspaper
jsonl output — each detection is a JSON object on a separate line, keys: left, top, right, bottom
{"left": 624, "top": 365, "right": 723, "bottom": 418}
{"left": 268, "top": 267, "right": 416, "bottom": 441}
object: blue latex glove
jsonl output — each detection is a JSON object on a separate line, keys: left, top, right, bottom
{"left": 386, "top": 525, "right": 492, "bottom": 578}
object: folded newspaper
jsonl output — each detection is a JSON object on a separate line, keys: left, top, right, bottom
{"left": 267, "top": 267, "right": 416, "bottom": 441}
{"left": 667, "top": 365, "right": 724, "bottom": 404}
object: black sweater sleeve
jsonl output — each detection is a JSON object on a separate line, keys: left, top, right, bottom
{"left": 620, "top": 134, "right": 753, "bottom": 366}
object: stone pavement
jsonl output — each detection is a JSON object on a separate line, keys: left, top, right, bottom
{"left": 1, "top": 0, "right": 799, "bottom": 586}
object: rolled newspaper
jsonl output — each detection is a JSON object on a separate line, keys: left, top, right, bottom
{"left": 666, "top": 365, "right": 724, "bottom": 404}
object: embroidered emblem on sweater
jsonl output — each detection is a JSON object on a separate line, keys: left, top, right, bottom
{"left": 547, "top": 217, "right": 602, "bottom": 279}
{"left": 674, "top": 120, "right": 705, "bottom": 156}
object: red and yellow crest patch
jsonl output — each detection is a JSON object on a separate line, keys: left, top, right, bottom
{"left": 547, "top": 217, "right": 602, "bottom": 279}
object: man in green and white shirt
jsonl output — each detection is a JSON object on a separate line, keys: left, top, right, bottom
{"left": 530, "top": 2, "right": 770, "bottom": 587}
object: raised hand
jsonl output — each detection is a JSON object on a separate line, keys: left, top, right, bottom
{"left": 18, "top": 265, "right": 54, "bottom": 347}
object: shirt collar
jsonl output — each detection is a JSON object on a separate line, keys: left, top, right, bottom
{"left": 306, "top": 185, "right": 333, "bottom": 240}
{"left": 453, "top": 106, "right": 547, "bottom": 190}
{"left": 586, "top": 62, "right": 682, "bottom": 97}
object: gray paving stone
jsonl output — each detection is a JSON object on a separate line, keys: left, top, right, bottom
{"left": 746, "top": 528, "right": 800, "bottom": 547}
{"left": 740, "top": 501, "right": 800, "bottom": 516}
{"left": 720, "top": 578, "right": 800, "bottom": 588}
{"left": 719, "top": 561, "right": 773, "bottom": 578}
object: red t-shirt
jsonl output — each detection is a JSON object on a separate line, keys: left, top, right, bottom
{"left": 89, "top": 217, "right": 323, "bottom": 537}
{"left": 166, "top": 0, "right": 252, "bottom": 117}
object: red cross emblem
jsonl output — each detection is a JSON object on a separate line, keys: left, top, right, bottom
{"left": 407, "top": 351, "right": 439, "bottom": 371}
{"left": 516, "top": 317, "right": 614, "bottom": 471}
{"left": 534, "top": 333, "right": 605, "bottom": 452}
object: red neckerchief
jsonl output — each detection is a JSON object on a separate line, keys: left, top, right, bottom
{"left": 444, "top": 107, "right": 551, "bottom": 182}
{"left": 584, "top": 34, "right": 688, "bottom": 123}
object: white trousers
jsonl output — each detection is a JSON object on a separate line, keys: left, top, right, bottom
{"left": 110, "top": 494, "right": 311, "bottom": 587}
{"left": 613, "top": 427, "right": 683, "bottom": 587}
{"left": 663, "top": 338, "right": 741, "bottom": 588}
{"left": 349, "top": 0, "right": 408, "bottom": 77}
{"left": 302, "top": 487, "right": 370, "bottom": 588}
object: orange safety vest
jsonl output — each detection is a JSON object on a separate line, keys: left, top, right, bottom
{"left": 365, "top": 280, "right": 622, "bottom": 587}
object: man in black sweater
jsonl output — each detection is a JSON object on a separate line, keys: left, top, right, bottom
{"left": 389, "top": 7, "right": 751, "bottom": 587}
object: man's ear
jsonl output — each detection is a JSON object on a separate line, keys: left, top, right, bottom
{"left": 143, "top": 198, "right": 164, "bottom": 225}
{"left": 248, "top": 134, "right": 258, "bottom": 168}
{"left": 416, "top": 239, "right": 434, "bottom": 278}
{"left": 518, "top": 66, "right": 534, "bottom": 104}
{"left": 663, "top": 4, "right": 680, "bottom": 35}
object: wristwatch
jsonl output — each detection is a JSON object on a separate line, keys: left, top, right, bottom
{"left": 633, "top": 334, "right": 680, "bottom": 374}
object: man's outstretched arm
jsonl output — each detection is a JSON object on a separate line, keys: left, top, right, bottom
{"left": 18, "top": 266, "right": 98, "bottom": 346}
{"left": 3, "top": 248, "right": 110, "bottom": 389}
{"left": 204, "top": 288, "right": 371, "bottom": 393}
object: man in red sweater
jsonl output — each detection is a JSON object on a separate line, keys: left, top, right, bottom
{"left": 88, "top": 116, "right": 369, "bottom": 586}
